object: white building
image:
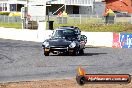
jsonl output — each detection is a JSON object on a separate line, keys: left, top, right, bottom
{"left": 0, "top": 0, "right": 26, "bottom": 12}
{"left": 47, "top": 0, "right": 95, "bottom": 14}
{"left": 0, "top": 0, "right": 105, "bottom": 16}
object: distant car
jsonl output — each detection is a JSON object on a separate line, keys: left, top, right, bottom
{"left": 42, "top": 26, "right": 87, "bottom": 56}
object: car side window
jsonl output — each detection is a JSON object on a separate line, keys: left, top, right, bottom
{"left": 74, "top": 28, "right": 80, "bottom": 35}
{"left": 74, "top": 28, "right": 81, "bottom": 40}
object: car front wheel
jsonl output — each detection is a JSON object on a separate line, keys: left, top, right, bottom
{"left": 44, "top": 51, "right": 49, "bottom": 56}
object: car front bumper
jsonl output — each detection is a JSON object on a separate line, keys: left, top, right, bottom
{"left": 44, "top": 46, "right": 77, "bottom": 54}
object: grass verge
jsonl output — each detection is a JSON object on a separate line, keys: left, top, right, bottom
{"left": 53, "top": 24, "right": 126, "bottom": 32}
{"left": 0, "top": 23, "right": 21, "bottom": 29}
{"left": 0, "top": 22, "right": 132, "bottom": 32}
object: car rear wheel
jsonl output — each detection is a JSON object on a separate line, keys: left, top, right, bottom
{"left": 72, "top": 49, "right": 79, "bottom": 56}
{"left": 44, "top": 51, "right": 49, "bottom": 56}
{"left": 79, "top": 49, "right": 84, "bottom": 55}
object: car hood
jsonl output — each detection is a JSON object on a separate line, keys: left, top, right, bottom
{"left": 47, "top": 38, "right": 72, "bottom": 47}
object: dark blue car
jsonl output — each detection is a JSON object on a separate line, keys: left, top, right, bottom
{"left": 42, "top": 26, "right": 87, "bottom": 56}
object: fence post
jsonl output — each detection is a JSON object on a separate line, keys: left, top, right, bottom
{"left": 4, "top": 15, "right": 5, "bottom": 23}
{"left": 8, "top": 16, "right": 9, "bottom": 23}
{"left": 74, "top": 14, "right": 75, "bottom": 24}
{"left": 62, "top": 17, "right": 63, "bottom": 24}
{"left": 131, "top": 14, "right": 132, "bottom": 24}
{"left": 97, "top": 14, "right": 98, "bottom": 19}
{"left": 114, "top": 14, "right": 116, "bottom": 24}
{"left": 90, "top": 14, "right": 92, "bottom": 18}
{"left": 80, "top": 14, "right": 81, "bottom": 24}
{"left": 86, "top": 14, "right": 87, "bottom": 24}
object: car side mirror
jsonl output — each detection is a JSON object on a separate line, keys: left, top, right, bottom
{"left": 80, "top": 35, "right": 87, "bottom": 44}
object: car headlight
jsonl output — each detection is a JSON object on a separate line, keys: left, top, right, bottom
{"left": 42, "top": 41, "right": 49, "bottom": 47}
{"left": 69, "top": 41, "right": 76, "bottom": 48}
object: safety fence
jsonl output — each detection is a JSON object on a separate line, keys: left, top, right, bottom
{"left": 47, "top": 14, "right": 132, "bottom": 24}
{"left": 0, "top": 15, "right": 21, "bottom": 23}
{"left": 0, "top": 14, "right": 131, "bottom": 24}
{"left": 47, "top": 14, "right": 105, "bottom": 24}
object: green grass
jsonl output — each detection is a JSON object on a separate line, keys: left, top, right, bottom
{"left": 0, "top": 22, "right": 22, "bottom": 29}
{"left": 53, "top": 23, "right": 126, "bottom": 32}
{"left": 47, "top": 17, "right": 129, "bottom": 32}
{"left": 0, "top": 22, "right": 132, "bottom": 32}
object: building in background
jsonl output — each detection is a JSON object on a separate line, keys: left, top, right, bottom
{"left": 93, "top": 0, "right": 105, "bottom": 15}
{"left": 0, "top": 0, "right": 105, "bottom": 15}
{"left": 46, "top": 0, "right": 94, "bottom": 15}
{"left": 0, "top": 0, "right": 26, "bottom": 12}
{"left": 103, "top": 0, "right": 132, "bottom": 13}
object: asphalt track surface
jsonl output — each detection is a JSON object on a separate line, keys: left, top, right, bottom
{"left": 0, "top": 39, "right": 132, "bottom": 83}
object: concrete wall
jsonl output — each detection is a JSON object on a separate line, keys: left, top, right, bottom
{"left": 1, "top": 23, "right": 132, "bottom": 48}
{"left": 0, "top": 27, "right": 113, "bottom": 47}
{"left": 82, "top": 32, "right": 113, "bottom": 47}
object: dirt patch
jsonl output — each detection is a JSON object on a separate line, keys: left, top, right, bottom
{"left": 123, "top": 29, "right": 132, "bottom": 32}
{"left": 0, "top": 78, "right": 131, "bottom": 88}
{"left": 123, "top": 24, "right": 132, "bottom": 32}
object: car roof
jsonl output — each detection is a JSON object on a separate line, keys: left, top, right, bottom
{"left": 58, "top": 26, "right": 79, "bottom": 30}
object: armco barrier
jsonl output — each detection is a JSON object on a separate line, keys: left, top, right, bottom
{"left": 113, "top": 33, "right": 132, "bottom": 48}
{"left": 1, "top": 27, "right": 131, "bottom": 48}
{"left": 0, "top": 27, "right": 113, "bottom": 47}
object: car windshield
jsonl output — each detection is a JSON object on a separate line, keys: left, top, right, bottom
{"left": 52, "top": 29, "right": 78, "bottom": 40}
